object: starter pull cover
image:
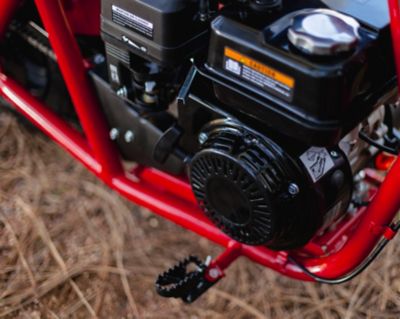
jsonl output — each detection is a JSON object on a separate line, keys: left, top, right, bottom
{"left": 288, "top": 9, "right": 360, "bottom": 56}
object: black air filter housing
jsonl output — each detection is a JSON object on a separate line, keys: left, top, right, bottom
{"left": 101, "top": 0, "right": 209, "bottom": 66}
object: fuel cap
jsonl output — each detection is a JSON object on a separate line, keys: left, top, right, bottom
{"left": 250, "top": 0, "right": 282, "bottom": 12}
{"left": 288, "top": 9, "right": 360, "bottom": 56}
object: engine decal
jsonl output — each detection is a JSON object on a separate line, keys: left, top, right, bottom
{"left": 109, "top": 64, "right": 120, "bottom": 84}
{"left": 300, "top": 147, "right": 335, "bottom": 182}
{"left": 223, "top": 47, "right": 295, "bottom": 101}
{"left": 112, "top": 5, "right": 154, "bottom": 39}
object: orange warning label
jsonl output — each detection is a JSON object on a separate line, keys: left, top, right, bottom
{"left": 224, "top": 47, "right": 295, "bottom": 101}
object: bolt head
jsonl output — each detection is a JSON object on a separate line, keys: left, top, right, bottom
{"left": 198, "top": 132, "right": 208, "bottom": 145}
{"left": 144, "top": 81, "right": 157, "bottom": 93}
{"left": 124, "top": 130, "right": 135, "bottom": 143}
{"left": 109, "top": 128, "right": 119, "bottom": 141}
{"left": 288, "top": 183, "right": 300, "bottom": 196}
{"left": 330, "top": 150, "right": 339, "bottom": 158}
{"left": 93, "top": 54, "right": 105, "bottom": 65}
{"left": 208, "top": 268, "right": 220, "bottom": 279}
{"left": 116, "top": 86, "right": 128, "bottom": 97}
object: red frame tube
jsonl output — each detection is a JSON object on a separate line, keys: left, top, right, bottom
{"left": 62, "top": 0, "right": 101, "bottom": 35}
{"left": 0, "top": 0, "right": 399, "bottom": 282}
{"left": 389, "top": 0, "right": 400, "bottom": 91}
{"left": 0, "top": 0, "right": 21, "bottom": 39}
{"left": 34, "top": 0, "right": 122, "bottom": 182}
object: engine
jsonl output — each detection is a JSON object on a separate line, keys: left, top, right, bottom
{"left": 97, "top": 0, "right": 399, "bottom": 249}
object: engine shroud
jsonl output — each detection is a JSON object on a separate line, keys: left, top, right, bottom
{"left": 204, "top": 0, "right": 395, "bottom": 146}
{"left": 97, "top": 0, "right": 394, "bottom": 249}
{"left": 190, "top": 121, "right": 352, "bottom": 249}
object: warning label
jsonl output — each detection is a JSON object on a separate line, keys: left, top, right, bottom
{"left": 300, "top": 147, "right": 335, "bottom": 182}
{"left": 112, "top": 5, "right": 154, "bottom": 39}
{"left": 223, "top": 47, "right": 295, "bottom": 101}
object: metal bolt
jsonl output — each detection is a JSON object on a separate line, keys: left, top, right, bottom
{"left": 124, "top": 130, "right": 135, "bottom": 143}
{"left": 288, "top": 183, "right": 300, "bottom": 196}
{"left": 144, "top": 81, "right": 157, "bottom": 93}
{"left": 208, "top": 268, "right": 220, "bottom": 280}
{"left": 198, "top": 132, "right": 208, "bottom": 145}
{"left": 116, "top": 86, "right": 128, "bottom": 98}
{"left": 109, "top": 128, "right": 119, "bottom": 141}
{"left": 93, "top": 53, "right": 105, "bottom": 65}
{"left": 330, "top": 150, "right": 339, "bottom": 158}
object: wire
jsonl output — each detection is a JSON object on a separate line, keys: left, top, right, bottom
{"left": 288, "top": 222, "right": 400, "bottom": 284}
{"left": 384, "top": 104, "right": 394, "bottom": 137}
{"left": 359, "top": 131, "right": 399, "bottom": 156}
{"left": 351, "top": 199, "right": 370, "bottom": 208}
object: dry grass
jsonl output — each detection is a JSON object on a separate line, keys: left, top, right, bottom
{"left": 1, "top": 111, "right": 400, "bottom": 319}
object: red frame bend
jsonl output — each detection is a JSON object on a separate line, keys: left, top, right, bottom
{"left": 0, "top": 0, "right": 399, "bottom": 281}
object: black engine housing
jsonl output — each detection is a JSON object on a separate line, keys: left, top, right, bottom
{"left": 190, "top": 120, "right": 352, "bottom": 249}
{"left": 97, "top": 0, "right": 395, "bottom": 249}
{"left": 205, "top": 0, "right": 395, "bottom": 146}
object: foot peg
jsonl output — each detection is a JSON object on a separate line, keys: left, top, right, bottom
{"left": 155, "top": 255, "right": 223, "bottom": 303}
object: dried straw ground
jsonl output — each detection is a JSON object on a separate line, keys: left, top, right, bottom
{"left": 0, "top": 112, "right": 400, "bottom": 319}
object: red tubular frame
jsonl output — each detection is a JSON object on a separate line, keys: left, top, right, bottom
{"left": 389, "top": 0, "right": 400, "bottom": 90}
{"left": 0, "top": 0, "right": 399, "bottom": 282}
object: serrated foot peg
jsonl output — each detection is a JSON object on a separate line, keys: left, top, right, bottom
{"left": 155, "top": 255, "right": 223, "bottom": 303}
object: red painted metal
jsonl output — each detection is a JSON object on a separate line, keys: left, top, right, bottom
{"left": 0, "top": 72, "right": 101, "bottom": 175}
{"left": 0, "top": 0, "right": 21, "bottom": 39}
{"left": 205, "top": 241, "right": 242, "bottom": 282}
{"left": 389, "top": 0, "right": 400, "bottom": 91}
{"left": 134, "top": 166, "right": 197, "bottom": 204}
{"left": 34, "top": 0, "right": 122, "bottom": 183}
{"left": 375, "top": 152, "right": 397, "bottom": 171}
{"left": 63, "top": 0, "right": 101, "bottom": 36}
{"left": 297, "top": 158, "right": 400, "bottom": 278}
{"left": 211, "top": 241, "right": 242, "bottom": 270}
{"left": 0, "top": 0, "right": 399, "bottom": 283}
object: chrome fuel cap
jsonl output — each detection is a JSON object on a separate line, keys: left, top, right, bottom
{"left": 288, "top": 9, "right": 360, "bottom": 56}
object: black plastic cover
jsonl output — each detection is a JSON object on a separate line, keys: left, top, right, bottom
{"left": 204, "top": 1, "right": 396, "bottom": 146}
{"left": 91, "top": 72, "right": 185, "bottom": 174}
{"left": 101, "top": 0, "right": 208, "bottom": 65}
{"left": 322, "top": 0, "right": 389, "bottom": 32}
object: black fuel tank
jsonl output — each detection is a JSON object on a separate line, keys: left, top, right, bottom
{"left": 322, "top": 0, "right": 389, "bottom": 32}
{"left": 203, "top": 0, "right": 396, "bottom": 146}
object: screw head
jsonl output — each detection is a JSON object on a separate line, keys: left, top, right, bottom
{"left": 144, "top": 81, "right": 157, "bottom": 93}
{"left": 198, "top": 132, "right": 208, "bottom": 145}
{"left": 93, "top": 54, "right": 105, "bottom": 65}
{"left": 208, "top": 268, "right": 220, "bottom": 279}
{"left": 109, "top": 128, "right": 119, "bottom": 141}
{"left": 288, "top": 183, "right": 300, "bottom": 196}
{"left": 330, "top": 150, "right": 339, "bottom": 158}
{"left": 124, "top": 130, "right": 135, "bottom": 143}
{"left": 116, "top": 86, "right": 128, "bottom": 97}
